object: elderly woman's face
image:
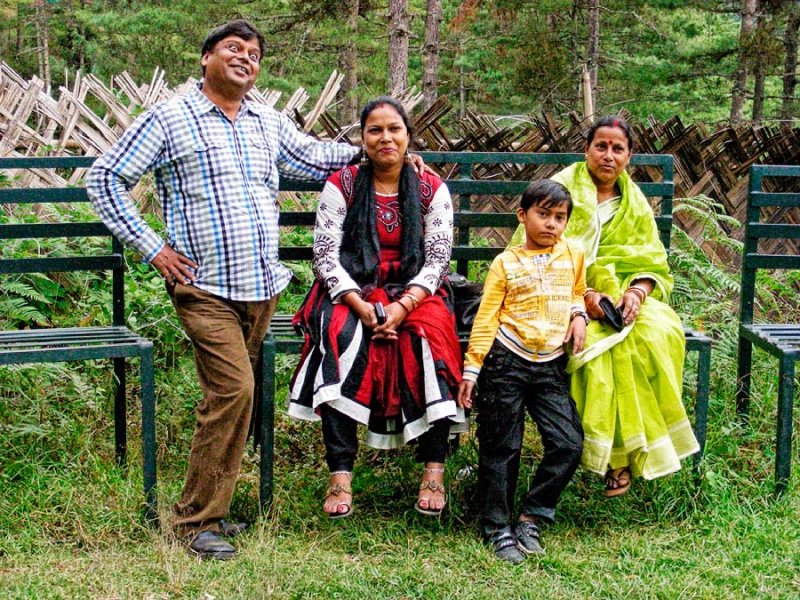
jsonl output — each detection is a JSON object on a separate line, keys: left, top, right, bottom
{"left": 585, "top": 126, "right": 632, "bottom": 187}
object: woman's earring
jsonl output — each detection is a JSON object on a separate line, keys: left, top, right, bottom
{"left": 360, "top": 151, "right": 369, "bottom": 166}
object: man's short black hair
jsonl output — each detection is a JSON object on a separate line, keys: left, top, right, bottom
{"left": 201, "top": 20, "right": 266, "bottom": 60}
{"left": 520, "top": 180, "right": 573, "bottom": 219}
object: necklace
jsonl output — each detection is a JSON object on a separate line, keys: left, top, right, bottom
{"left": 373, "top": 179, "right": 399, "bottom": 195}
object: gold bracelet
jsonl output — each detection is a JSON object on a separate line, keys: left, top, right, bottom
{"left": 625, "top": 286, "right": 646, "bottom": 302}
{"left": 400, "top": 292, "right": 419, "bottom": 310}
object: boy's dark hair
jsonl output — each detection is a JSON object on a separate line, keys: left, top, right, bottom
{"left": 585, "top": 115, "right": 635, "bottom": 152}
{"left": 359, "top": 96, "right": 413, "bottom": 142}
{"left": 201, "top": 20, "right": 266, "bottom": 72}
{"left": 520, "top": 180, "right": 573, "bottom": 219}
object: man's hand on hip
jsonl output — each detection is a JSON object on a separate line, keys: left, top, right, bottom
{"left": 152, "top": 245, "right": 198, "bottom": 285}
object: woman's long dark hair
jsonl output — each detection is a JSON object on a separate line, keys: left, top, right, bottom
{"left": 339, "top": 98, "right": 424, "bottom": 286}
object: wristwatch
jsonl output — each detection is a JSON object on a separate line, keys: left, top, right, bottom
{"left": 571, "top": 310, "right": 590, "bottom": 325}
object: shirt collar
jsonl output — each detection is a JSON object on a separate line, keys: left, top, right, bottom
{"left": 191, "top": 82, "right": 257, "bottom": 117}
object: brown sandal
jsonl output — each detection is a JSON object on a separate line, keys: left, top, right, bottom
{"left": 415, "top": 467, "right": 447, "bottom": 516}
{"left": 604, "top": 467, "right": 632, "bottom": 498}
{"left": 324, "top": 472, "right": 353, "bottom": 519}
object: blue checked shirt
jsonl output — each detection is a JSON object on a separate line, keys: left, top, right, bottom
{"left": 87, "top": 86, "right": 358, "bottom": 301}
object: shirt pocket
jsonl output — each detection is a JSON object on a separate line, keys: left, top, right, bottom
{"left": 240, "top": 136, "right": 273, "bottom": 184}
{"left": 192, "top": 140, "right": 237, "bottom": 178}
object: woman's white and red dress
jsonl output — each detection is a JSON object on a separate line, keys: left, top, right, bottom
{"left": 288, "top": 166, "right": 465, "bottom": 448}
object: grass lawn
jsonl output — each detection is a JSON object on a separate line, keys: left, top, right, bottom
{"left": 1, "top": 350, "right": 798, "bottom": 600}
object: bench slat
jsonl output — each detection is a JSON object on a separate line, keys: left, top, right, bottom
{"left": 0, "top": 341, "right": 152, "bottom": 365}
{"left": 0, "top": 222, "right": 111, "bottom": 240}
{"left": 743, "top": 254, "right": 800, "bottom": 269}
{"left": 0, "top": 188, "right": 89, "bottom": 204}
{"left": 745, "top": 223, "right": 800, "bottom": 240}
{"left": 0, "top": 255, "right": 122, "bottom": 274}
{"left": 745, "top": 191, "right": 800, "bottom": 208}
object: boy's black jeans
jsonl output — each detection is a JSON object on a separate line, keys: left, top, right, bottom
{"left": 477, "top": 341, "right": 583, "bottom": 537}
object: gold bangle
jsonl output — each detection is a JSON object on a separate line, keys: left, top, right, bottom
{"left": 400, "top": 292, "right": 419, "bottom": 310}
{"left": 625, "top": 287, "right": 646, "bottom": 302}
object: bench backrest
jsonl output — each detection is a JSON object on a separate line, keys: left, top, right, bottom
{"left": 739, "top": 164, "right": 800, "bottom": 325}
{"left": 0, "top": 156, "right": 127, "bottom": 327}
{"left": 279, "top": 151, "right": 675, "bottom": 276}
{"left": 0, "top": 152, "right": 673, "bottom": 313}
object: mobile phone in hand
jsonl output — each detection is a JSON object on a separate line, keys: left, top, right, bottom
{"left": 374, "top": 302, "right": 387, "bottom": 325}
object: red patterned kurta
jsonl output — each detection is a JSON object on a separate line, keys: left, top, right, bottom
{"left": 288, "top": 166, "right": 465, "bottom": 448}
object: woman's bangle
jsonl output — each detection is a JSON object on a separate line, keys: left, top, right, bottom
{"left": 625, "top": 286, "right": 646, "bottom": 302}
{"left": 400, "top": 292, "right": 419, "bottom": 310}
{"left": 583, "top": 288, "right": 596, "bottom": 298}
{"left": 396, "top": 298, "right": 411, "bottom": 315}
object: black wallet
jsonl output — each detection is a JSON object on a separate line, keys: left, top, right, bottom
{"left": 598, "top": 297, "right": 625, "bottom": 331}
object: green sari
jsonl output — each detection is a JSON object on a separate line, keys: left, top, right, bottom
{"left": 509, "top": 162, "right": 698, "bottom": 479}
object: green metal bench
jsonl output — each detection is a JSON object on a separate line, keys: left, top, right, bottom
{"left": 258, "top": 151, "right": 712, "bottom": 510}
{"left": 736, "top": 164, "right": 800, "bottom": 495}
{"left": 0, "top": 156, "right": 157, "bottom": 523}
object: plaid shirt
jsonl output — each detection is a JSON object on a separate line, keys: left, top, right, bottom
{"left": 87, "top": 86, "right": 358, "bottom": 301}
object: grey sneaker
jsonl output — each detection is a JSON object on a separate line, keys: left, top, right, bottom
{"left": 515, "top": 520, "right": 545, "bottom": 555}
{"left": 487, "top": 530, "right": 526, "bottom": 565}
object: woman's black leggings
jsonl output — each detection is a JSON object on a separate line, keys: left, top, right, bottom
{"left": 320, "top": 403, "right": 450, "bottom": 472}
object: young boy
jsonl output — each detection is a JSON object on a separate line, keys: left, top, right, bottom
{"left": 458, "top": 180, "right": 587, "bottom": 565}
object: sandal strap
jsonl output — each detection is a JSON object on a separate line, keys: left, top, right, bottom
{"left": 517, "top": 520, "right": 541, "bottom": 538}
{"left": 330, "top": 470, "right": 352, "bottom": 477}
{"left": 326, "top": 483, "right": 352, "bottom": 496}
{"left": 423, "top": 467, "right": 445, "bottom": 474}
{"left": 490, "top": 532, "right": 517, "bottom": 551}
{"left": 419, "top": 479, "right": 446, "bottom": 494}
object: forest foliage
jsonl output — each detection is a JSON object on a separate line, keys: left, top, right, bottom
{"left": 2, "top": 0, "right": 798, "bottom": 126}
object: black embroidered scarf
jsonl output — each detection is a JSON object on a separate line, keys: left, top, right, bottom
{"left": 339, "top": 162, "right": 425, "bottom": 286}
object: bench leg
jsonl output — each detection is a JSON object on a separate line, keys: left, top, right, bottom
{"left": 775, "top": 357, "right": 795, "bottom": 496}
{"left": 736, "top": 335, "right": 754, "bottom": 425}
{"left": 113, "top": 357, "right": 127, "bottom": 467}
{"left": 693, "top": 341, "right": 711, "bottom": 470}
{"left": 259, "top": 337, "right": 276, "bottom": 514}
{"left": 139, "top": 342, "right": 158, "bottom": 525}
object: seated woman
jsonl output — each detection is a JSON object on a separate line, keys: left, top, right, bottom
{"left": 288, "top": 96, "right": 464, "bottom": 518}
{"left": 509, "top": 115, "right": 699, "bottom": 497}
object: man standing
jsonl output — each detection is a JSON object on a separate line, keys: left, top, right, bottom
{"left": 88, "top": 20, "right": 360, "bottom": 560}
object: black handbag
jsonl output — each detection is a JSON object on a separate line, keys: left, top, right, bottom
{"left": 445, "top": 272, "right": 484, "bottom": 331}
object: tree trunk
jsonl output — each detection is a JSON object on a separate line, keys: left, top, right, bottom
{"left": 781, "top": 3, "right": 800, "bottom": 122}
{"left": 731, "top": 0, "right": 758, "bottom": 124}
{"left": 752, "top": 57, "right": 765, "bottom": 122}
{"left": 338, "top": 0, "right": 359, "bottom": 125}
{"left": 586, "top": 0, "right": 600, "bottom": 112}
{"left": 387, "top": 0, "right": 410, "bottom": 97}
{"left": 752, "top": 8, "right": 769, "bottom": 122}
{"left": 423, "top": 0, "right": 443, "bottom": 110}
{"left": 34, "top": 0, "right": 51, "bottom": 93}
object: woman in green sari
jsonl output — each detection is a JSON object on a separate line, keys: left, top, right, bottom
{"left": 509, "top": 116, "right": 698, "bottom": 496}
